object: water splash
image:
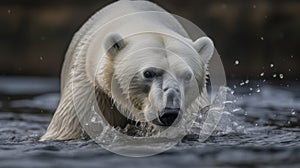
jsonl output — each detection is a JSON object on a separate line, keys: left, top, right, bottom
{"left": 91, "top": 86, "right": 246, "bottom": 147}
{"left": 279, "top": 74, "right": 284, "bottom": 79}
{"left": 235, "top": 60, "right": 239, "bottom": 65}
{"left": 189, "top": 86, "right": 246, "bottom": 140}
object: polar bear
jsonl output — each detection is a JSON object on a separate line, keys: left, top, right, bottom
{"left": 40, "top": 0, "right": 214, "bottom": 141}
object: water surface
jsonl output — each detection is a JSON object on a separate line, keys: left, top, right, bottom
{"left": 0, "top": 77, "right": 299, "bottom": 167}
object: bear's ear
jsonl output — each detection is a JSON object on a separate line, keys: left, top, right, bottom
{"left": 193, "top": 37, "right": 214, "bottom": 64}
{"left": 104, "top": 33, "right": 126, "bottom": 56}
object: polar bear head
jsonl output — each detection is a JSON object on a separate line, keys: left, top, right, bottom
{"left": 101, "top": 32, "right": 214, "bottom": 127}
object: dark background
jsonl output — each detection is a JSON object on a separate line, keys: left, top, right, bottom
{"left": 0, "top": 0, "right": 299, "bottom": 81}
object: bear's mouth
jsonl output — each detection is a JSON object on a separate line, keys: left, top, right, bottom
{"left": 151, "top": 108, "right": 181, "bottom": 126}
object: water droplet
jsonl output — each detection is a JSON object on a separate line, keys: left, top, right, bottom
{"left": 260, "top": 72, "right": 265, "bottom": 76}
{"left": 256, "top": 84, "right": 260, "bottom": 87}
{"left": 292, "top": 111, "right": 296, "bottom": 115}
{"left": 233, "top": 85, "right": 237, "bottom": 89}
{"left": 291, "top": 55, "right": 294, "bottom": 58}
{"left": 8, "top": 9, "right": 11, "bottom": 14}
{"left": 256, "top": 89, "right": 261, "bottom": 93}
{"left": 245, "top": 80, "right": 249, "bottom": 84}
{"left": 240, "top": 82, "right": 245, "bottom": 86}
{"left": 263, "top": 79, "right": 266, "bottom": 82}
{"left": 288, "top": 68, "right": 291, "bottom": 72}
{"left": 279, "top": 74, "right": 284, "bottom": 79}
{"left": 273, "top": 74, "right": 277, "bottom": 78}
{"left": 39, "top": 56, "right": 43, "bottom": 61}
{"left": 235, "top": 60, "right": 239, "bottom": 65}
{"left": 260, "top": 37, "right": 264, "bottom": 40}
{"left": 91, "top": 117, "right": 96, "bottom": 123}
{"left": 249, "top": 87, "right": 253, "bottom": 91}
{"left": 270, "top": 64, "right": 274, "bottom": 68}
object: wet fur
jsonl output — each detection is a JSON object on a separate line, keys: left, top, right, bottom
{"left": 40, "top": 0, "right": 211, "bottom": 141}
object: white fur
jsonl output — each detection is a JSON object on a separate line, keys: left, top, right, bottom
{"left": 40, "top": 0, "right": 214, "bottom": 141}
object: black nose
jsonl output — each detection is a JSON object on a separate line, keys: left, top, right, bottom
{"left": 158, "top": 108, "right": 180, "bottom": 126}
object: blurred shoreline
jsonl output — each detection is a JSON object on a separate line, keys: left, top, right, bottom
{"left": 0, "top": 0, "right": 299, "bottom": 80}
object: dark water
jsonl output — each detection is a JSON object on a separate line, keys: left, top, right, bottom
{"left": 0, "top": 77, "right": 299, "bottom": 168}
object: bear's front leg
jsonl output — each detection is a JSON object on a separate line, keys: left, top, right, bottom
{"left": 40, "top": 86, "right": 83, "bottom": 141}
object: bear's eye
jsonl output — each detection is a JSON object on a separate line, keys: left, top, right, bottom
{"left": 143, "top": 70, "right": 156, "bottom": 79}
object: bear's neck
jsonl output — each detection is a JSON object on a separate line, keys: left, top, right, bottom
{"left": 94, "top": 85, "right": 129, "bottom": 128}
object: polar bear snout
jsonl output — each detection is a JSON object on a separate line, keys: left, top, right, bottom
{"left": 160, "top": 107, "right": 181, "bottom": 126}
{"left": 151, "top": 88, "right": 182, "bottom": 126}
{"left": 152, "top": 107, "right": 180, "bottom": 126}
{"left": 164, "top": 87, "right": 181, "bottom": 110}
